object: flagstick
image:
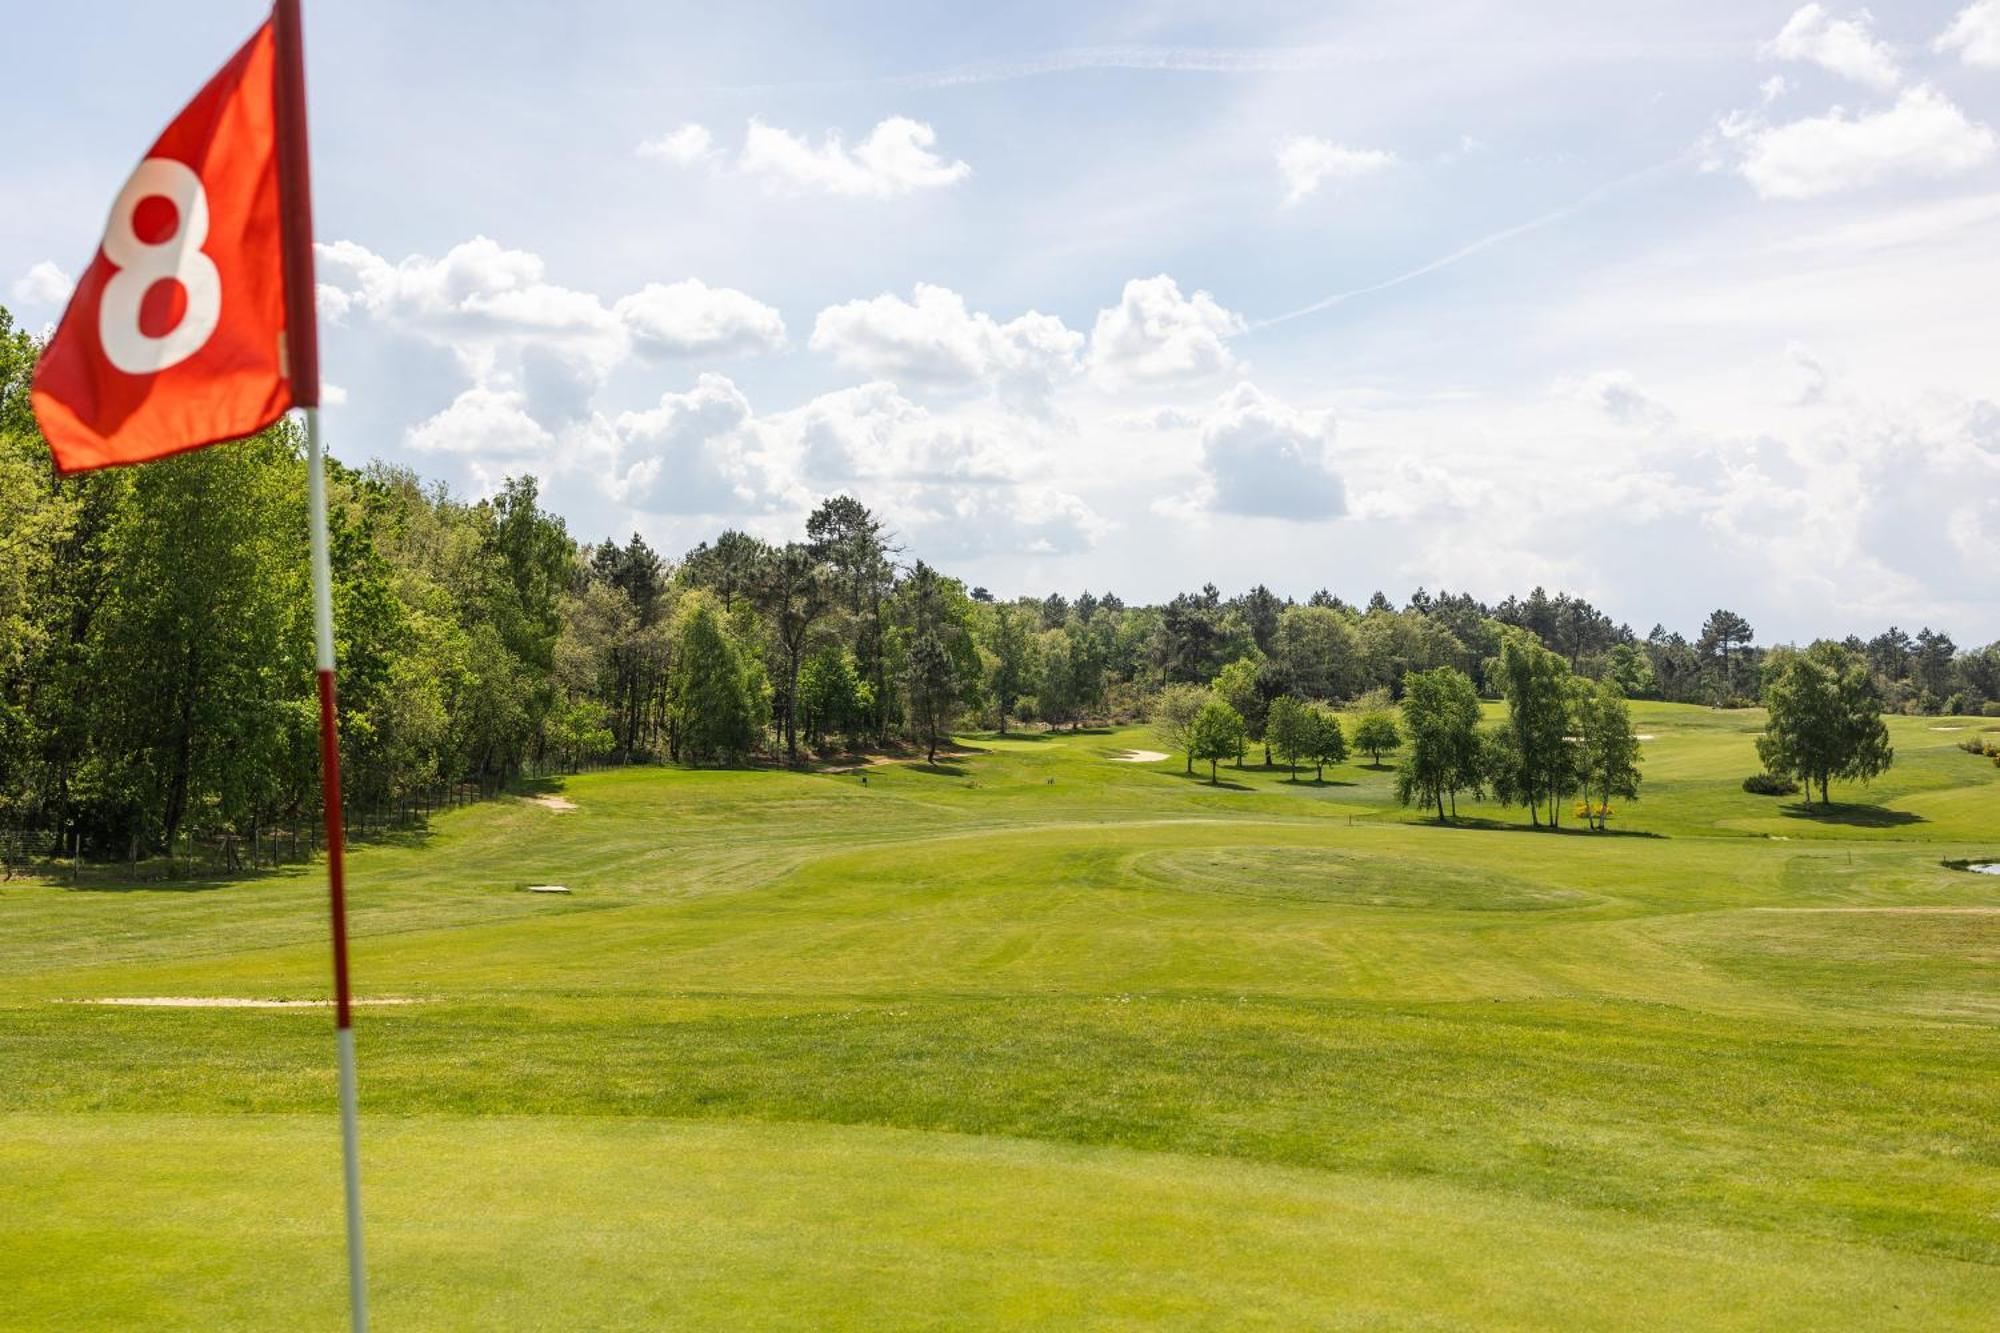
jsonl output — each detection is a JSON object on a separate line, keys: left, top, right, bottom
{"left": 273, "top": 3, "right": 363, "bottom": 1324}
{"left": 306, "top": 403, "right": 367, "bottom": 1332}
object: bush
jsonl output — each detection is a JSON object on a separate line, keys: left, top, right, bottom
{"left": 1742, "top": 772, "right": 1798, "bottom": 796}
{"left": 1983, "top": 702, "right": 2000, "bottom": 718}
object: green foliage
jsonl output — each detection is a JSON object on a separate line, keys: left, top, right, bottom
{"left": 1266, "top": 696, "right": 1309, "bottom": 779}
{"left": 1494, "top": 633, "right": 1579, "bottom": 828}
{"left": 1303, "top": 702, "right": 1348, "bottom": 781}
{"left": 1149, "top": 682, "right": 1208, "bottom": 774}
{"left": 1351, "top": 710, "right": 1402, "bottom": 765}
{"left": 1758, "top": 642, "right": 1894, "bottom": 806}
{"left": 1396, "top": 667, "right": 1483, "bottom": 821}
{"left": 1573, "top": 680, "right": 1643, "bottom": 831}
{"left": 1189, "top": 698, "right": 1245, "bottom": 782}
{"left": 1743, "top": 772, "right": 1800, "bottom": 796}
{"left": 670, "top": 596, "right": 765, "bottom": 765}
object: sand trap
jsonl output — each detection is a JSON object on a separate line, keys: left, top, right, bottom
{"left": 526, "top": 794, "right": 577, "bottom": 812}
{"left": 66, "top": 996, "right": 422, "bottom": 1008}
{"left": 1635, "top": 734, "right": 1657, "bottom": 741}
{"left": 1109, "top": 749, "right": 1170, "bottom": 763}
{"left": 1930, "top": 725, "right": 1968, "bottom": 732}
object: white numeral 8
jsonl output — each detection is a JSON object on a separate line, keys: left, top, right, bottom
{"left": 98, "top": 158, "right": 222, "bottom": 375}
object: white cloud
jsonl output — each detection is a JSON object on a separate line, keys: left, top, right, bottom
{"left": 1107, "top": 405, "right": 1204, "bottom": 431}
{"left": 1761, "top": 75, "right": 1791, "bottom": 104}
{"left": 896, "top": 484, "right": 1108, "bottom": 558}
{"left": 613, "top": 279, "right": 786, "bottom": 358}
{"left": 9, "top": 260, "right": 72, "bottom": 307}
{"left": 1163, "top": 383, "right": 1346, "bottom": 520}
{"left": 614, "top": 373, "right": 770, "bottom": 514}
{"left": 1554, "top": 370, "right": 1676, "bottom": 428}
{"left": 808, "top": 284, "right": 1082, "bottom": 411}
{"left": 739, "top": 116, "right": 971, "bottom": 198}
{"left": 407, "top": 386, "right": 555, "bottom": 457}
{"left": 1936, "top": 1, "right": 2000, "bottom": 68}
{"left": 639, "top": 123, "right": 716, "bottom": 166}
{"left": 1087, "top": 275, "right": 1246, "bottom": 389}
{"left": 1764, "top": 5, "right": 1901, "bottom": 90}
{"left": 1275, "top": 135, "right": 1395, "bottom": 204}
{"left": 785, "top": 382, "right": 1026, "bottom": 486}
{"left": 1718, "top": 87, "right": 1996, "bottom": 199}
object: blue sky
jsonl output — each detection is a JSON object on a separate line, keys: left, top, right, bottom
{"left": 8, "top": 1, "right": 2000, "bottom": 644}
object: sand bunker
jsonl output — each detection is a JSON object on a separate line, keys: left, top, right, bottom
{"left": 1635, "top": 734, "right": 1657, "bottom": 741}
{"left": 66, "top": 997, "right": 422, "bottom": 1008}
{"left": 1930, "top": 725, "right": 1968, "bottom": 732}
{"left": 1108, "top": 749, "right": 1170, "bottom": 763}
{"left": 526, "top": 794, "right": 577, "bottom": 812}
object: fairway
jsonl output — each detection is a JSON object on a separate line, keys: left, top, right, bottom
{"left": 4, "top": 703, "right": 1999, "bottom": 1328}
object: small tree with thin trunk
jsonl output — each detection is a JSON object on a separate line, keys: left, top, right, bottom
{"left": 1151, "top": 683, "right": 1207, "bottom": 774}
{"left": 1352, "top": 711, "right": 1401, "bottom": 767}
{"left": 1267, "top": 695, "right": 1309, "bottom": 780}
{"left": 1305, "top": 704, "right": 1348, "bottom": 782}
{"left": 1190, "top": 699, "right": 1245, "bottom": 784}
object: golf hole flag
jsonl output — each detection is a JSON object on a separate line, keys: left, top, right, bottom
{"left": 30, "top": 6, "right": 367, "bottom": 1328}
{"left": 30, "top": 5, "right": 318, "bottom": 473}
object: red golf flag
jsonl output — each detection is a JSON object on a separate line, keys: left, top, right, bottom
{"left": 30, "top": 11, "right": 316, "bottom": 474}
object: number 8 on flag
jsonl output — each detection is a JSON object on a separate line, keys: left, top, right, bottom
{"left": 30, "top": 18, "right": 304, "bottom": 474}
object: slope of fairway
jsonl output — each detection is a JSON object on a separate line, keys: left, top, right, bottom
{"left": 3, "top": 703, "right": 1997, "bottom": 1327}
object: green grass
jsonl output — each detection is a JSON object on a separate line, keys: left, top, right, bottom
{"left": 3, "top": 703, "right": 1998, "bottom": 1328}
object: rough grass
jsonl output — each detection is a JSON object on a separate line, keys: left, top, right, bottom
{"left": 2, "top": 703, "right": 1997, "bottom": 1328}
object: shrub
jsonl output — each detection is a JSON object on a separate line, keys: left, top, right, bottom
{"left": 1959, "top": 738, "right": 1988, "bottom": 755}
{"left": 1983, "top": 702, "right": 2000, "bottom": 718}
{"left": 1742, "top": 772, "right": 1798, "bottom": 796}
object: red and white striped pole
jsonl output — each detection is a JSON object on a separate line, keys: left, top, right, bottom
{"left": 273, "top": 3, "right": 368, "bottom": 1328}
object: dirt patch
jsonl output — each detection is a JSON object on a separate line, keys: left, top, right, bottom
{"left": 525, "top": 794, "right": 577, "bottom": 812}
{"left": 1108, "top": 749, "right": 1170, "bottom": 763}
{"left": 64, "top": 996, "right": 423, "bottom": 1008}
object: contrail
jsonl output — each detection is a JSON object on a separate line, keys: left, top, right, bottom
{"left": 1250, "top": 154, "right": 1692, "bottom": 331}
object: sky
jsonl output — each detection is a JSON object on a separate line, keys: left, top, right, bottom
{"left": 6, "top": 1, "right": 2000, "bottom": 645}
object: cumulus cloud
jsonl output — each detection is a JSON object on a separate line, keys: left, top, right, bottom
{"left": 1157, "top": 383, "right": 1346, "bottom": 520}
{"left": 613, "top": 279, "right": 786, "bottom": 358}
{"left": 1088, "top": 275, "right": 1246, "bottom": 389}
{"left": 1107, "top": 405, "right": 1204, "bottom": 431}
{"left": 808, "top": 284, "right": 1081, "bottom": 411}
{"left": 8, "top": 260, "right": 72, "bottom": 307}
{"left": 639, "top": 123, "right": 716, "bottom": 166}
{"left": 407, "top": 386, "right": 555, "bottom": 457}
{"left": 614, "top": 373, "right": 770, "bottom": 514}
{"left": 895, "top": 484, "right": 1108, "bottom": 559}
{"left": 1763, "top": 5, "right": 1901, "bottom": 89}
{"left": 785, "top": 382, "right": 1027, "bottom": 486}
{"left": 1555, "top": 371, "right": 1677, "bottom": 428}
{"left": 1716, "top": 87, "right": 1996, "bottom": 199}
{"left": 1275, "top": 135, "right": 1395, "bottom": 204}
{"left": 739, "top": 116, "right": 970, "bottom": 198}
{"left": 1937, "top": 2, "right": 2000, "bottom": 67}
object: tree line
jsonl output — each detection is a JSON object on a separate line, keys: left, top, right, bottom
{"left": 1, "top": 304, "right": 1983, "bottom": 852}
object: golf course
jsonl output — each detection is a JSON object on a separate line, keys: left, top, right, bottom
{"left": 3, "top": 701, "right": 1997, "bottom": 1328}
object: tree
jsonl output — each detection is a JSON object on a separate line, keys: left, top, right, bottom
{"left": 1303, "top": 703, "right": 1348, "bottom": 782}
{"left": 1396, "top": 667, "right": 1483, "bottom": 821}
{"left": 1273, "top": 604, "right": 1361, "bottom": 702}
{"left": 1494, "top": 633, "right": 1577, "bottom": 827}
{"left": 671, "top": 597, "right": 764, "bottom": 764}
{"left": 1573, "top": 680, "right": 1642, "bottom": 830}
{"left": 981, "top": 604, "right": 1036, "bottom": 734}
{"left": 798, "top": 645, "right": 869, "bottom": 749}
{"left": 1699, "top": 609, "right": 1755, "bottom": 701}
{"left": 1212, "top": 657, "right": 1265, "bottom": 766}
{"left": 1151, "top": 683, "right": 1207, "bottom": 774}
{"left": 1351, "top": 710, "right": 1401, "bottom": 766}
{"left": 1758, "top": 642, "right": 1894, "bottom": 805}
{"left": 754, "top": 542, "right": 832, "bottom": 764}
{"left": 806, "top": 496, "right": 895, "bottom": 740}
{"left": 897, "top": 562, "right": 980, "bottom": 764}
{"left": 1266, "top": 695, "right": 1309, "bottom": 780}
{"left": 1189, "top": 699, "right": 1245, "bottom": 783}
